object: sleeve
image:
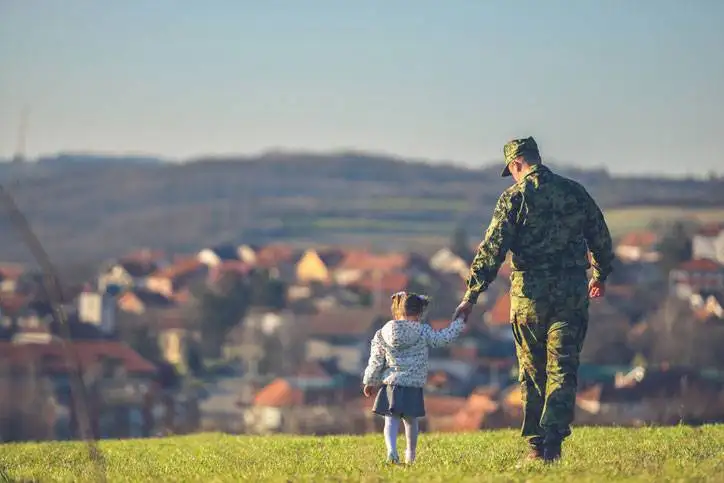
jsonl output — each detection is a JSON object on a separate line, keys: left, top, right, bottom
{"left": 423, "top": 318, "right": 466, "bottom": 349}
{"left": 362, "top": 331, "right": 386, "bottom": 385}
{"left": 463, "top": 191, "right": 520, "bottom": 304}
{"left": 582, "top": 190, "right": 614, "bottom": 282}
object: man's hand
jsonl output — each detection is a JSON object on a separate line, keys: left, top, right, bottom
{"left": 588, "top": 279, "right": 605, "bottom": 299}
{"left": 363, "top": 384, "right": 378, "bottom": 397}
{"left": 452, "top": 301, "right": 473, "bottom": 321}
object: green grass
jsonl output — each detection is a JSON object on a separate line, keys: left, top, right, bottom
{"left": 366, "top": 197, "right": 469, "bottom": 212}
{"left": 1, "top": 426, "right": 723, "bottom": 482}
{"left": 604, "top": 206, "right": 724, "bottom": 238}
{"left": 312, "top": 217, "right": 456, "bottom": 235}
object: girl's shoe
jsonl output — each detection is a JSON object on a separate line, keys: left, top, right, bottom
{"left": 387, "top": 453, "right": 400, "bottom": 464}
{"left": 405, "top": 453, "right": 415, "bottom": 465}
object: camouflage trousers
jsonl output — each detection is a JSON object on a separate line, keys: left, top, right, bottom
{"left": 509, "top": 271, "right": 589, "bottom": 445}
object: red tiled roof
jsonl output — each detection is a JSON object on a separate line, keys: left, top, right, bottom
{"left": 208, "top": 261, "right": 253, "bottom": 285}
{"left": 313, "top": 248, "right": 346, "bottom": 267}
{"left": 618, "top": 231, "right": 659, "bottom": 248}
{"left": 677, "top": 259, "right": 724, "bottom": 272}
{"left": 606, "top": 284, "right": 637, "bottom": 299}
{"left": 693, "top": 307, "right": 711, "bottom": 321}
{"left": 158, "top": 309, "right": 191, "bottom": 330}
{"left": 0, "top": 341, "right": 156, "bottom": 375}
{"left": 172, "top": 288, "right": 192, "bottom": 305}
{"left": 427, "top": 371, "right": 449, "bottom": 387}
{"left": 0, "top": 263, "right": 24, "bottom": 281}
{"left": 576, "top": 384, "right": 603, "bottom": 403}
{"left": 424, "top": 395, "right": 467, "bottom": 417}
{"left": 295, "top": 361, "right": 330, "bottom": 379}
{"left": 150, "top": 257, "right": 204, "bottom": 280}
{"left": 304, "top": 308, "right": 382, "bottom": 337}
{"left": 696, "top": 224, "right": 724, "bottom": 237}
{"left": 352, "top": 271, "right": 409, "bottom": 293}
{"left": 255, "top": 244, "right": 298, "bottom": 268}
{"left": 253, "top": 378, "right": 303, "bottom": 407}
{"left": 452, "top": 392, "right": 502, "bottom": 431}
{"left": 337, "top": 251, "right": 409, "bottom": 272}
{"left": 488, "top": 292, "right": 511, "bottom": 326}
{"left": 0, "top": 293, "right": 28, "bottom": 316}
{"left": 217, "top": 260, "right": 253, "bottom": 273}
{"left": 121, "top": 249, "right": 167, "bottom": 263}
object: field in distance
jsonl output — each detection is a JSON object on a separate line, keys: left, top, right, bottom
{"left": 603, "top": 205, "right": 724, "bottom": 238}
{"left": 1, "top": 425, "right": 722, "bottom": 482}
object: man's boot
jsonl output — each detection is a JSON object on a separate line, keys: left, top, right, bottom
{"left": 525, "top": 438, "right": 544, "bottom": 461}
{"left": 543, "top": 440, "right": 562, "bottom": 463}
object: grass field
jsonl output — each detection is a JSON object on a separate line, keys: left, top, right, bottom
{"left": 303, "top": 205, "right": 724, "bottom": 246}
{"left": 604, "top": 206, "right": 724, "bottom": 238}
{"left": 366, "top": 197, "right": 469, "bottom": 212}
{"left": 1, "top": 426, "right": 723, "bottom": 482}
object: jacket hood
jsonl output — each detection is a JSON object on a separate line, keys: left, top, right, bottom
{"left": 380, "top": 320, "right": 424, "bottom": 350}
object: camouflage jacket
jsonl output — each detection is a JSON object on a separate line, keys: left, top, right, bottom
{"left": 463, "top": 164, "right": 614, "bottom": 304}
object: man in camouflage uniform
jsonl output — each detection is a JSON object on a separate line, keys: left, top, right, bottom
{"left": 453, "top": 137, "right": 614, "bottom": 463}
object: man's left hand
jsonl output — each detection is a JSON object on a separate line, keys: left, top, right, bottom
{"left": 453, "top": 301, "right": 473, "bottom": 321}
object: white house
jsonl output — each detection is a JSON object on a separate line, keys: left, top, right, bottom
{"left": 429, "top": 248, "right": 469, "bottom": 277}
{"left": 669, "top": 259, "right": 724, "bottom": 297}
{"left": 197, "top": 244, "right": 258, "bottom": 268}
{"left": 78, "top": 289, "right": 117, "bottom": 335}
{"left": 692, "top": 225, "right": 724, "bottom": 263}
{"left": 615, "top": 231, "right": 661, "bottom": 263}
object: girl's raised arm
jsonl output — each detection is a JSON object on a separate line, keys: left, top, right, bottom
{"left": 422, "top": 318, "right": 466, "bottom": 349}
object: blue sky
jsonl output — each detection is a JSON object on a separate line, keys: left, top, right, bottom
{"left": 1, "top": 0, "right": 722, "bottom": 175}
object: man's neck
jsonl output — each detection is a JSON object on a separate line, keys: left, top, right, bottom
{"left": 518, "top": 163, "right": 545, "bottom": 183}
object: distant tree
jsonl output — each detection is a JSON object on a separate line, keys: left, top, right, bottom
{"left": 127, "top": 324, "right": 163, "bottom": 364}
{"left": 357, "top": 290, "right": 373, "bottom": 307}
{"left": 406, "top": 275, "right": 431, "bottom": 295}
{"left": 185, "top": 340, "right": 204, "bottom": 376}
{"left": 249, "top": 269, "right": 286, "bottom": 309}
{"left": 196, "top": 272, "right": 251, "bottom": 358}
{"left": 657, "top": 221, "right": 692, "bottom": 275}
{"left": 114, "top": 312, "right": 162, "bottom": 364}
{"left": 635, "top": 297, "right": 724, "bottom": 369}
{"left": 451, "top": 224, "right": 473, "bottom": 263}
{"left": 580, "top": 316, "right": 635, "bottom": 365}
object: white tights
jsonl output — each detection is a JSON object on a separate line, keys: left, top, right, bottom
{"left": 383, "top": 415, "right": 419, "bottom": 463}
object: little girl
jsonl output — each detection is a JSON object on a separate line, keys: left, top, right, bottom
{"left": 362, "top": 291, "right": 467, "bottom": 464}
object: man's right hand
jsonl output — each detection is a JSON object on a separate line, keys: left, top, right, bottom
{"left": 452, "top": 301, "right": 473, "bottom": 321}
{"left": 588, "top": 279, "right": 605, "bottom": 299}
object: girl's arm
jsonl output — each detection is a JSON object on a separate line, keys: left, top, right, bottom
{"left": 362, "top": 331, "right": 386, "bottom": 386}
{"left": 423, "top": 318, "right": 466, "bottom": 349}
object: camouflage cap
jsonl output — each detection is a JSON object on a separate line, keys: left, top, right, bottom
{"left": 502, "top": 137, "right": 539, "bottom": 177}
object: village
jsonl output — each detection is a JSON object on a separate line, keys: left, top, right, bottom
{"left": 1, "top": 221, "right": 723, "bottom": 442}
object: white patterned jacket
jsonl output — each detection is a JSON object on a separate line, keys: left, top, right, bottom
{"left": 362, "top": 318, "right": 466, "bottom": 388}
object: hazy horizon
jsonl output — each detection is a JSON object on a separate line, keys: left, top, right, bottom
{"left": 2, "top": 1, "right": 723, "bottom": 177}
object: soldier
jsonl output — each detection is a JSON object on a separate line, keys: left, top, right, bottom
{"left": 453, "top": 137, "right": 614, "bottom": 463}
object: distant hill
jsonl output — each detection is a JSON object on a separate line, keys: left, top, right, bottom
{"left": 37, "top": 153, "right": 168, "bottom": 166}
{"left": 0, "top": 151, "right": 723, "bottom": 265}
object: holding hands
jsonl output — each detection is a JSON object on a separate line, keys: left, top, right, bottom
{"left": 452, "top": 301, "right": 472, "bottom": 322}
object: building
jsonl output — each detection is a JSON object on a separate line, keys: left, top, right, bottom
{"left": 669, "top": 259, "right": 724, "bottom": 298}
{"left": 615, "top": 231, "right": 661, "bottom": 263}
{"left": 692, "top": 225, "right": 724, "bottom": 264}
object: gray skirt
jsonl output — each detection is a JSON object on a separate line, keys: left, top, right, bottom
{"left": 372, "top": 385, "right": 425, "bottom": 418}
